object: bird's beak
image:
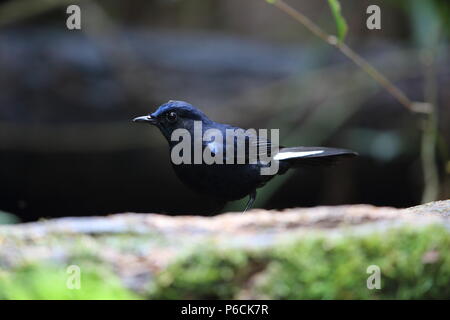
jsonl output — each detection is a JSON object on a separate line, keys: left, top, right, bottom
{"left": 132, "top": 115, "right": 157, "bottom": 125}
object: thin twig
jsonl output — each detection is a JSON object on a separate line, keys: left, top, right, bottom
{"left": 266, "top": 0, "right": 430, "bottom": 113}
{"left": 420, "top": 49, "right": 440, "bottom": 203}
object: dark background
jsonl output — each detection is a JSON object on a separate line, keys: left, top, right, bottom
{"left": 0, "top": 0, "right": 449, "bottom": 221}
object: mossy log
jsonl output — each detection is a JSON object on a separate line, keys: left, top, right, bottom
{"left": 0, "top": 201, "right": 449, "bottom": 299}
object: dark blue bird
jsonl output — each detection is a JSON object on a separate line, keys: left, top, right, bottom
{"left": 133, "top": 100, "right": 357, "bottom": 212}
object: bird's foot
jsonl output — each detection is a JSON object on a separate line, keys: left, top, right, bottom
{"left": 243, "top": 190, "right": 257, "bottom": 213}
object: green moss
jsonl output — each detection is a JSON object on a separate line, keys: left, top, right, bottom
{"left": 1, "top": 224, "right": 448, "bottom": 299}
{"left": 0, "top": 263, "right": 139, "bottom": 300}
{"left": 258, "top": 225, "right": 450, "bottom": 299}
{"left": 148, "top": 225, "right": 450, "bottom": 299}
{"left": 148, "top": 248, "right": 255, "bottom": 299}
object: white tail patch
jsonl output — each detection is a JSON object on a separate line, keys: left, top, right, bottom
{"left": 273, "top": 150, "right": 324, "bottom": 161}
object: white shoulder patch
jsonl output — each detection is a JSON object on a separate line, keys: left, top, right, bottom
{"left": 273, "top": 150, "right": 324, "bottom": 161}
{"left": 207, "top": 141, "right": 221, "bottom": 155}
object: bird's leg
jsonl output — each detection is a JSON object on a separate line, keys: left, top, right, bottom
{"left": 243, "top": 190, "right": 257, "bottom": 213}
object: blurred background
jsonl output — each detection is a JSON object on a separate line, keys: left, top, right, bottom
{"left": 0, "top": 0, "right": 448, "bottom": 222}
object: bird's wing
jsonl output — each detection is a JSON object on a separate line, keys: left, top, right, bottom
{"left": 206, "top": 125, "right": 278, "bottom": 164}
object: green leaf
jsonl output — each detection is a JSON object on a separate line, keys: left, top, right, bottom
{"left": 327, "top": 0, "right": 348, "bottom": 42}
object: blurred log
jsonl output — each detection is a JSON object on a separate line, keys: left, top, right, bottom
{"left": 0, "top": 201, "right": 449, "bottom": 299}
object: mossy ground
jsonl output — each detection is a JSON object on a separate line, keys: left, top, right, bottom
{"left": 0, "top": 263, "right": 138, "bottom": 300}
{"left": 0, "top": 224, "right": 449, "bottom": 299}
{"left": 149, "top": 225, "right": 450, "bottom": 299}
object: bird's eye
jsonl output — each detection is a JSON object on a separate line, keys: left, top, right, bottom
{"left": 166, "top": 111, "right": 178, "bottom": 123}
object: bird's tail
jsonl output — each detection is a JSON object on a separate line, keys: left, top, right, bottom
{"left": 273, "top": 146, "right": 357, "bottom": 167}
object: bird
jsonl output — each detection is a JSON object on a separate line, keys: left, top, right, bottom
{"left": 133, "top": 100, "right": 357, "bottom": 212}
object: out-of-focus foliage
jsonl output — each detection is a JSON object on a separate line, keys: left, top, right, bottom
{"left": 425, "top": 0, "right": 449, "bottom": 35}
{"left": 410, "top": 0, "right": 445, "bottom": 47}
{"left": 0, "top": 210, "right": 19, "bottom": 225}
{"left": 387, "top": 0, "right": 450, "bottom": 37}
{"left": 0, "top": 263, "right": 138, "bottom": 300}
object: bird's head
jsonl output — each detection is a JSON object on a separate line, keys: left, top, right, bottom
{"left": 133, "top": 100, "right": 211, "bottom": 140}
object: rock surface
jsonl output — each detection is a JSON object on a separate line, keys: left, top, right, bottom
{"left": 0, "top": 201, "right": 449, "bottom": 299}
